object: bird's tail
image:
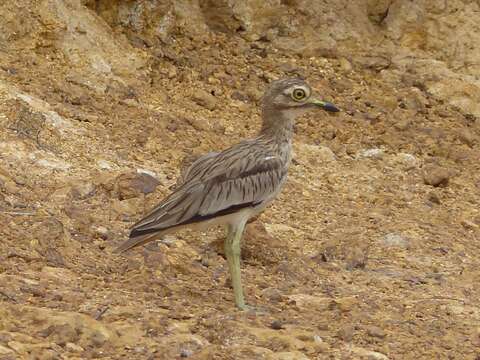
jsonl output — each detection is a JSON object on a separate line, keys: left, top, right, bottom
{"left": 113, "top": 224, "right": 186, "bottom": 254}
{"left": 113, "top": 232, "right": 163, "bottom": 254}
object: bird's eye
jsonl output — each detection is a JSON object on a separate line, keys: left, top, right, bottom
{"left": 292, "top": 88, "right": 306, "bottom": 101}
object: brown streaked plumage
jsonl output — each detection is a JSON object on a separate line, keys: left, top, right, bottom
{"left": 115, "top": 77, "right": 339, "bottom": 309}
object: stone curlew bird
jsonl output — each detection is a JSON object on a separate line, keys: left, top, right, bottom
{"left": 115, "top": 78, "right": 339, "bottom": 309}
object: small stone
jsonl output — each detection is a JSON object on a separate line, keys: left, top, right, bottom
{"left": 337, "top": 324, "right": 355, "bottom": 341}
{"left": 70, "top": 181, "right": 96, "bottom": 200}
{"left": 461, "top": 219, "right": 479, "bottom": 230}
{"left": 381, "top": 233, "right": 410, "bottom": 249}
{"left": 457, "top": 128, "right": 476, "bottom": 147}
{"left": 191, "top": 89, "right": 217, "bottom": 111}
{"left": 115, "top": 172, "right": 160, "bottom": 200}
{"left": 358, "top": 148, "right": 385, "bottom": 159}
{"left": 345, "top": 246, "right": 368, "bottom": 270}
{"left": 231, "top": 90, "right": 249, "bottom": 102}
{"left": 65, "top": 342, "right": 84, "bottom": 353}
{"left": 366, "top": 325, "right": 386, "bottom": 339}
{"left": 393, "top": 153, "right": 418, "bottom": 170}
{"left": 268, "top": 351, "right": 310, "bottom": 360}
{"left": 180, "top": 348, "right": 193, "bottom": 357}
{"left": 338, "top": 57, "right": 353, "bottom": 72}
{"left": 0, "top": 344, "right": 13, "bottom": 355}
{"left": 423, "top": 166, "right": 450, "bottom": 187}
{"left": 427, "top": 191, "right": 441, "bottom": 205}
{"left": 143, "top": 251, "right": 170, "bottom": 269}
{"left": 332, "top": 297, "right": 358, "bottom": 313}
{"left": 3, "top": 180, "right": 20, "bottom": 194}
{"left": 394, "top": 118, "right": 411, "bottom": 131}
{"left": 89, "top": 330, "right": 108, "bottom": 347}
{"left": 93, "top": 226, "right": 110, "bottom": 240}
{"left": 262, "top": 287, "right": 283, "bottom": 303}
{"left": 270, "top": 320, "right": 284, "bottom": 330}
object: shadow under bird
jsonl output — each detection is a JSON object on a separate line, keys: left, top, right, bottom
{"left": 115, "top": 78, "right": 339, "bottom": 309}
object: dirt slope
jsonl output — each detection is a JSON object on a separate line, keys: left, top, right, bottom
{"left": 1, "top": 1, "right": 479, "bottom": 359}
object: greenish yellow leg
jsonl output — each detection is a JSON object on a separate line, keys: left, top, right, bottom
{"left": 225, "top": 222, "right": 246, "bottom": 309}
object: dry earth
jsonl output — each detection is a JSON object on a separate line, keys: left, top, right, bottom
{"left": 1, "top": 1, "right": 480, "bottom": 359}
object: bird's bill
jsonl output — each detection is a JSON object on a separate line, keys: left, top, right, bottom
{"left": 309, "top": 99, "right": 340, "bottom": 112}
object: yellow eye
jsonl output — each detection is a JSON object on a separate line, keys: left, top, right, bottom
{"left": 292, "top": 88, "right": 306, "bottom": 101}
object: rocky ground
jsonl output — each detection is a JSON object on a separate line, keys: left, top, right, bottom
{"left": 1, "top": 1, "right": 480, "bottom": 359}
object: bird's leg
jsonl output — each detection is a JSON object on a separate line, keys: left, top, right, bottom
{"left": 225, "top": 222, "right": 246, "bottom": 310}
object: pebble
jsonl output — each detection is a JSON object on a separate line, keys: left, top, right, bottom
{"left": 270, "top": 320, "right": 284, "bottom": 330}
{"left": 348, "top": 345, "right": 389, "bottom": 360}
{"left": 381, "top": 233, "right": 410, "bottom": 249}
{"left": 393, "top": 153, "right": 418, "bottom": 170}
{"left": 426, "top": 191, "right": 441, "bottom": 205}
{"left": 0, "top": 344, "right": 13, "bottom": 356}
{"left": 70, "top": 181, "right": 96, "bottom": 200}
{"left": 231, "top": 90, "right": 249, "bottom": 102}
{"left": 423, "top": 166, "right": 450, "bottom": 187}
{"left": 262, "top": 287, "right": 283, "bottom": 303}
{"left": 180, "top": 348, "right": 193, "bottom": 357}
{"left": 345, "top": 246, "right": 368, "bottom": 270}
{"left": 115, "top": 171, "right": 160, "bottom": 200}
{"left": 332, "top": 297, "right": 358, "bottom": 313}
{"left": 366, "top": 325, "right": 386, "bottom": 339}
{"left": 461, "top": 219, "right": 479, "bottom": 230}
{"left": 457, "top": 128, "right": 475, "bottom": 147}
{"left": 65, "top": 342, "right": 84, "bottom": 353}
{"left": 358, "top": 148, "right": 385, "bottom": 159}
{"left": 337, "top": 324, "right": 355, "bottom": 341}
{"left": 191, "top": 89, "right": 217, "bottom": 111}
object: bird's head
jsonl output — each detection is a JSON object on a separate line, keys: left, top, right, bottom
{"left": 261, "top": 77, "right": 339, "bottom": 120}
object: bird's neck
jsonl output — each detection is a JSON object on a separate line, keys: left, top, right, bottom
{"left": 259, "top": 108, "right": 295, "bottom": 143}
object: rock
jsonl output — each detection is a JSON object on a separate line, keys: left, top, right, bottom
{"left": 423, "top": 166, "right": 450, "bottom": 187}
{"left": 392, "top": 153, "right": 418, "bottom": 170}
{"left": 0, "top": 345, "right": 13, "bottom": 355}
{"left": 366, "top": 325, "right": 386, "bottom": 339}
{"left": 337, "top": 324, "right": 355, "bottom": 341}
{"left": 381, "top": 233, "right": 410, "bottom": 249}
{"left": 65, "top": 342, "right": 84, "bottom": 353}
{"left": 338, "top": 57, "right": 353, "bottom": 72}
{"left": 270, "top": 320, "right": 284, "bottom": 330}
{"left": 457, "top": 128, "right": 476, "bottom": 147}
{"left": 345, "top": 245, "right": 368, "bottom": 270}
{"left": 70, "top": 181, "right": 96, "bottom": 200}
{"left": 180, "top": 348, "right": 193, "bottom": 357}
{"left": 262, "top": 287, "right": 283, "bottom": 303}
{"left": 97, "top": 159, "right": 115, "bottom": 170}
{"left": 427, "top": 191, "right": 441, "bottom": 205}
{"left": 347, "top": 345, "right": 389, "bottom": 359}
{"left": 191, "top": 89, "right": 217, "bottom": 110}
{"left": 143, "top": 250, "right": 171, "bottom": 269}
{"left": 461, "top": 219, "right": 479, "bottom": 230}
{"left": 331, "top": 297, "right": 359, "bottom": 313}
{"left": 38, "top": 324, "right": 78, "bottom": 345}
{"left": 287, "top": 294, "right": 331, "bottom": 311}
{"left": 231, "top": 90, "right": 249, "bottom": 102}
{"left": 358, "top": 148, "right": 385, "bottom": 159}
{"left": 111, "top": 198, "right": 140, "bottom": 219}
{"left": 242, "top": 221, "right": 283, "bottom": 265}
{"left": 267, "top": 352, "right": 310, "bottom": 360}
{"left": 295, "top": 143, "right": 336, "bottom": 165}
{"left": 115, "top": 171, "right": 160, "bottom": 200}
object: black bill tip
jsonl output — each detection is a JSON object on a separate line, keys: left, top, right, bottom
{"left": 323, "top": 102, "right": 340, "bottom": 112}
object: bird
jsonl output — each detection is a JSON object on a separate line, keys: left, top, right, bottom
{"left": 115, "top": 77, "right": 339, "bottom": 309}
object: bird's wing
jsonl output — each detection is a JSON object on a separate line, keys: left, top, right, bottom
{"left": 177, "top": 151, "right": 219, "bottom": 186}
{"left": 116, "top": 141, "right": 286, "bottom": 252}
